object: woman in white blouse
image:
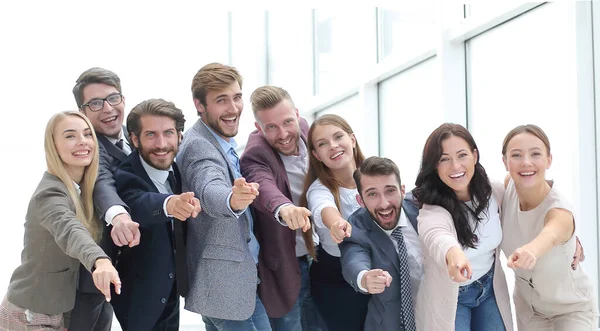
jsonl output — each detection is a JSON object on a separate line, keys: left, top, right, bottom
{"left": 299, "top": 114, "right": 368, "bottom": 331}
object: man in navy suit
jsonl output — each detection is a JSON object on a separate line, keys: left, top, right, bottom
{"left": 71, "top": 67, "right": 142, "bottom": 331}
{"left": 113, "top": 98, "right": 201, "bottom": 330}
{"left": 339, "top": 157, "right": 423, "bottom": 331}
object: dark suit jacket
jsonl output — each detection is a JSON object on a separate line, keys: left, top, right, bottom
{"left": 77, "top": 130, "right": 130, "bottom": 294}
{"left": 239, "top": 118, "right": 313, "bottom": 318}
{"left": 339, "top": 195, "right": 419, "bottom": 331}
{"left": 112, "top": 150, "right": 185, "bottom": 330}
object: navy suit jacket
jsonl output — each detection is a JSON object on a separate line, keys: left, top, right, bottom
{"left": 339, "top": 194, "right": 419, "bottom": 331}
{"left": 112, "top": 150, "right": 186, "bottom": 330}
{"left": 77, "top": 130, "right": 130, "bottom": 294}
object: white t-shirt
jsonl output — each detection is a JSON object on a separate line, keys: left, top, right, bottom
{"left": 306, "top": 179, "right": 359, "bottom": 257}
{"left": 461, "top": 197, "right": 502, "bottom": 286}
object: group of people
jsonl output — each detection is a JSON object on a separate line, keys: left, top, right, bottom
{"left": 0, "top": 62, "right": 597, "bottom": 331}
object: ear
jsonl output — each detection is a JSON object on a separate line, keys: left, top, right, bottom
{"left": 547, "top": 153, "right": 553, "bottom": 169}
{"left": 295, "top": 108, "right": 300, "bottom": 118}
{"left": 502, "top": 155, "right": 508, "bottom": 171}
{"left": 356, "top": 194, "right": 365, "bottom": 207}
{"left": 400, "top": 184, "right": 406, "bottom": 198}
{"left": 193, "top": 98, "right": 205, "bottom": 116}
{"left": 350, "top": 133, "right": 357, "bottom": 148}
{"left": 312, "top": 149, "right": 321, "bottom": 162}
{"left": 254, "top": 121, "right": 263, "bottom": 133}
{"left": 178, "top": 132, "right": 183, "bottom": 145}
{"left": 473, "top": 148, "right": 479, "bottom": 163}
{"left": 131, "top": 133, "right": 140, "bottom": 149}
{"left": 121, "top": 95, "right": 126, "bottom": 106}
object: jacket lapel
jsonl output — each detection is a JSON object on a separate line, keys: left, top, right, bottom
{"left": 98, "top": 134, "right": 128, "bottom": 163}
{"left": 195, "top": 120, "right": 237, "bottom": 183}
{"left": 361, "top": 209, "right": 401, "bottom": 275}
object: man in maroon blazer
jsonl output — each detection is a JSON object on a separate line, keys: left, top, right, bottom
{"left": 240, "top": 86, "right": 324, "bottom": 331}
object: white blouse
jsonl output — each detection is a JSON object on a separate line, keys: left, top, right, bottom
{"left": 306, "top": 179, "right": 360, "bottom": 257}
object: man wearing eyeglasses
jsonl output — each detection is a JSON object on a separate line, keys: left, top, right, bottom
{"left": 69, "top": 67, "right": 141, "bottom": 331}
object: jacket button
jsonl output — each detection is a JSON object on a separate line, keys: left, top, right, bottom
{"left": 161, "top": 298, "right": 166, "bottom": 304}
{"left": 247, "top": 238, "right": 251, "bottom": 243}
{"left": 168, "top": 273, "right": 174, "bottom": 279}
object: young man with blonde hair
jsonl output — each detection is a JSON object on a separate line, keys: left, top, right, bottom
{"left": 240, "top": 85, "right": 324, "bottom": 331}
{"left": 177, "top": 63, "right": 269, "bottom": 330}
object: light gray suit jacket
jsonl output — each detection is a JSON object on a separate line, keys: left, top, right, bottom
{"left": 177, "top": 119, "right": 257, "bottom": 321}
{"left": 6, "top": 172, "right": 108, "bottom": 314}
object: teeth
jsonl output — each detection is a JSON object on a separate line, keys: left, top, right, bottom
{"left": 73, "top": 151, "right": 89, "bottom": 156}
{"left": 520, "top": 171, "right": 535, "bottom": 176}
{"left": 154, "top": 151, "right": 168, "bottom": 156}
{"left": 279, "top": 138, "right": 291, "bottom": 145}
{"left": 101, "top": 116, "right": 117, "bottom": 123}
{"left": 330, "top": 151, "right": 343, "bottom": 159}
{"left": 379, "top": 210, "right": 392, "bottom": 216}
{"left": 222, "top": 117, "right": 236, "bottom": 121}
{"left": 449, "top": 172, "right": 465, "bottom": 179}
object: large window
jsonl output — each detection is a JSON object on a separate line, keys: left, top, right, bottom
{"left": 467, "top": 3, "right": 578, "bottom": 200}
{"left": 378, "top": 58, "right": 442, "bottom": 190}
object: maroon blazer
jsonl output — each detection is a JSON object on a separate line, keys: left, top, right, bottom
{"left": 240, "top": 117, "right": 314, "bottom": 318}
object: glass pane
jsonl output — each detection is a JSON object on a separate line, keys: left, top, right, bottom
{"left": 314, "top": 95, "right": 366, "bottom": 147}
{"left": 315, "top": 9, "right": 376, "bottom": 95}
{"left": 267, "top": 9, "right": 314, "bottom": 111}
{"left": 379, "top": 4, "right": 437, "bottom": 61}
{"left": 378, "top": 58, "right": 442, "bottom": 191}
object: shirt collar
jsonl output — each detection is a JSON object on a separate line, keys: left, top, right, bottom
{"left": 139, "top": 154, "right": 172, "bottom": 184}
{"left": 73, "top": 181, "right": 81, "bottom": 195}
{"left": 200, "top": 119, "right": 237, "bottom": 154}
{"left": 372, "top": 207, "right": 408, "bottom": 236}
{"left": 105, "top": 127, "right": 126, "bottom": 145}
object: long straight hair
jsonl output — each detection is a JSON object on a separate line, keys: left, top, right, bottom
{"left": 299, "top": 114, "right": 365, "bottom": 212}
{"left": 44, "top": 111, "right": 101, "bottom": 242}
{"left": 413, "top": 123, "right": 491, "bottom": 249}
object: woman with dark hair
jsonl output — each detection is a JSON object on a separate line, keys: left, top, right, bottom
{"left": 501, "top": 124, "right": 597, "bottom": 330}
{"left": 299, "top": 114, "right": 369, "bottom": 331}
{"left": 413, "top": 123, "right": 512, "bottom": 331}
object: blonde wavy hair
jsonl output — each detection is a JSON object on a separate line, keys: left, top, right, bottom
{"left": 44, "top": 111, "right": 100, "bottom": 241}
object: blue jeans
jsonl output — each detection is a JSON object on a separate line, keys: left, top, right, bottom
{"left": 455, "top": 265, "right": 505, "bottom": 331}
{"left": 203, "top": 294, "right": 272, "bottom": 331}
{"left": 269, "top": 257, "right": 326, "bottom": 331}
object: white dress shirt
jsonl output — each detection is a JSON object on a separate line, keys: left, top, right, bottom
{"left": 357, "top": 208, "right": 423, "bottom": 299}
{"left": 273, "top": 139, "right": 319, "bottom": 256}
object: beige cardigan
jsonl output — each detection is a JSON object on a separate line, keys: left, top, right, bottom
{"left": 415, "top": 181, "right": 513, "bottom": 331}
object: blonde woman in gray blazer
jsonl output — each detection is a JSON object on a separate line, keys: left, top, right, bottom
{"left": 0, "top": 111, "right": 121, "bottom": 331}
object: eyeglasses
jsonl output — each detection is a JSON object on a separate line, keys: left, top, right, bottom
{"left": 82, "top": 93, "right": 123, "bottom": 112}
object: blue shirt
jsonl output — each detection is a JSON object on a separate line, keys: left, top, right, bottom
{"left": 200, "top": 120, "right": 259, "bottom": 264}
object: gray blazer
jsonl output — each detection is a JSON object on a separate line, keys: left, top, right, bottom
{"left": 177, "top": 119, "right": 257, "bottom": 321}
{"left": 6, "top": 172, "right": 108, "bottom": 314}
{"left": 339, "top": 198, "right": 419, "bottom": 331}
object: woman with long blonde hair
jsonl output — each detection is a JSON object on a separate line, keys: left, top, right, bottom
{"left": 299, "top": 114, "right": 369, "bottom": 331}
{"left": 0, "top": 111, "right": 120, "bottom": 330}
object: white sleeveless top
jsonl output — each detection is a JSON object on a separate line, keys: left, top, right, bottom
{"left": 500, "top": 179, "right": 597, "bottom": 323}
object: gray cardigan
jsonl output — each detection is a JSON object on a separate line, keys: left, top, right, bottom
{"left": 6, "top": 172, "right": 108, "bottom": 314}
